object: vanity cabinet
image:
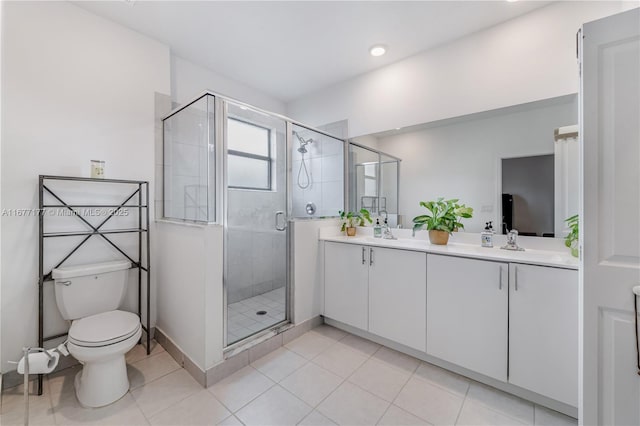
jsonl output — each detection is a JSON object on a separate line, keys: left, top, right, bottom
{"left": 369, "top": 247, "right": 426, "bottom": 351}
{"left": 324, "top": 242, "right": 369, "bottom": 330}
{"left": 323, "top": 239, "right": 579, "bottom": 409}
{"left": 508, "top": 264, "right": 578, "bottom": 407}
{"left": 426, "top": 254, "right": 508, "bottom": 381}
{"left": 324, "top": 242, "right": 427, "bottom": 351}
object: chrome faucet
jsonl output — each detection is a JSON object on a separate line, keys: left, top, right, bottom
{"left": 501, "top": 229, "right": 524, "bottom": 251}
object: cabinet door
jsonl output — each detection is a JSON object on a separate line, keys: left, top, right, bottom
{"left": 369, "top": 247, "right": 426, "bottom": 351}
{"left": 427, "top": 254, "right": 508, "bottom": 381}
{"left": 509, "top": 264, "right": 578, "bottom": 407}
{"left": 324, "top": 242, "right": 368, "bottom": 329}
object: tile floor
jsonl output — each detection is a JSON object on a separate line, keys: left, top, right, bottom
{"left": 1, "top": 325, "right": 578, "bottom": 426}
{"left": 228, "top": 287, "right": 286, "bottom": 344}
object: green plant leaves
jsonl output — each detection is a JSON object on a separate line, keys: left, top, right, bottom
{"left": 338, "top": 208, "right": 373, "bottom": 230}
{"left": 412, "top": 198, "right": 474, "bottom": 234}
{"left": 564, "top": 214, "right": 579, "bottom": 257}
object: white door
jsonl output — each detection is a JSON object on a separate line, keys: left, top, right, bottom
{"left": 581, "top": 8, "right": 640, "bottom": 425}
{"left": 324, "top": 242, "right": 369, "bottom": 329}
{"left": 426, "top": 254, "right": 508, "bottom": 381}
{"left": 509, "top": 264, "right": 578, "bottom": 407}
{"left": 369, "top": 247, "right": 426, "bottom": 351}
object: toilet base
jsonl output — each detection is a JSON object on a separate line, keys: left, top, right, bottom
{"left": 74, "top": 355, "right": 129, "bottom": 408}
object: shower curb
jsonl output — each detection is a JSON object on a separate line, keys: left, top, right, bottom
{"left": 155, "top": 316, "right": 323, "bottom": 388}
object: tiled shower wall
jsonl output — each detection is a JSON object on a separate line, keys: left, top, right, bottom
{"left": 291, "top": 125, "right": 345, "bottom": 219}
{"left": 162, "top": 97, "right": 214, "bottom": 222}
{"left": 226, "top": 121, "right": 287, "bottom": 303}
{"left": 226, "top": 226, "right": 286, "bottom": 303}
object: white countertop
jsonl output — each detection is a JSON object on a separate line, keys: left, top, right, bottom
{"left": 321, "top": 234, "right": 579, "bottom": 270}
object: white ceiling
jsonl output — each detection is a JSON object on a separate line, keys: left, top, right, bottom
{"left": 76, "top": 1, "right": 552, "bottom": 102}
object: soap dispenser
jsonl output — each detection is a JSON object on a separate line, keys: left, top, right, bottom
{"left": 373, "top": 219, "right": 382, "bottom": 238}
{"left": 481, "top": 222, "right": 494, "bottom": 248}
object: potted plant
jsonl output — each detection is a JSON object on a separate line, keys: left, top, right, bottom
{"left": 564, "top": 214, "right": 579, "bottom": 258}
{"left": 339, "top": 209, "right": 372, "bottom": 236}
{"left": 412, "top": 198, "right": 474, "bottom": 245}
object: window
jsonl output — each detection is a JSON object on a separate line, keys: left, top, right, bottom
{"left": 363, "top": 163, "right": 377, "bottom": 196}
{"left": 227, "top": 118, "right": 272, "bottom": 190}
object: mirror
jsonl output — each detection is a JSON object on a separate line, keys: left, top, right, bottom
{"left": 501, "top": 154, "right": 554, "bottom": 236}
{"left": 348, "top": 144, "right": 400, "bottom": 227}
{"left": 351, "top": 94, "right": 579, "bottom": 236}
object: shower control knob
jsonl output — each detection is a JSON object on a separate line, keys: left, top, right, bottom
{"left": 306, "top": 202, "right": 316, "bottom": 215}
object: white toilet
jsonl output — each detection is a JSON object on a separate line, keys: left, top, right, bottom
{"left": 52, "top": 260, "right": 141, "bottom": 408}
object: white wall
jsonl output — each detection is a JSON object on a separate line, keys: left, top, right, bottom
{"left": 372, "top": 95, "right": 577, "bottom": 233}
{"left": 1, "top": 1, "right": 170, "bottom": 372}
{"left": 155, "top": 222, "right": 223, "bottom": 370}
{"left": 286, "top": 1, "right": 627, "bottom": 138}
{"left": 292, "top": 219, "right": 340, "bottom": 324}
{"left": 171, "top": 55, "right": 286, "bottom": 114}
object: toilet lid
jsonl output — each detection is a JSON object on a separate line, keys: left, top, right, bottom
{"left": 69, "top": 310, "right": 141, "bottom": 347}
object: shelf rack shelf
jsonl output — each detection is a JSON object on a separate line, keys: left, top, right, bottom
{"left": 37, "top": 175, "right": 151, "bottom": 395}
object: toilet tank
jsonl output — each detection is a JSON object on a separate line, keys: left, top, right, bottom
{"left": 52, "top": 260, "right": 131, "bottom": 320}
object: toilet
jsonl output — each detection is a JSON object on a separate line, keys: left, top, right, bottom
{"left": 52, "top": 260, "right": 141, "bottom": 408}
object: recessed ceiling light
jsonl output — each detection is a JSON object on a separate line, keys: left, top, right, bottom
{"left": 370, "top": 45, "right": 387, "bottom": 57}
{"left": 506, "top": 0, "right": 518, "bottom": 2}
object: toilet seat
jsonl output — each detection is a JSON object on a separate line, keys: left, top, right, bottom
{"left": 69, "top": 310, "right": 141, "bottom": 348}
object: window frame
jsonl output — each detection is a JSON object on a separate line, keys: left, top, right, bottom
{"left": 227, "top": 117, "right": 273, "bottom": 191}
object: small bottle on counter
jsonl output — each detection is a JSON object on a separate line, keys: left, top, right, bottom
{"left": 373, "top": 219, "right": 382, "bottom": 238}
{"left": 481, "top": 222, "right": 494, "bottom": 248}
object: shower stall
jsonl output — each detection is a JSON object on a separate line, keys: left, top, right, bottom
{"left": 163, "top": 92, "right": 345, "bottom": 347}
{"left": 348, "top": 142, "right": 401, "bottom": 226}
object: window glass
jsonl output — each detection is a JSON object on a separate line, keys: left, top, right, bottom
{"left": 228, "top": 155, "right": 270, "bottom": 190}
{"left": 228, "top": 119, "right": 269, "bottom": 157}
{"left": 227, "top": 118, "right": 271, "bottom": 190}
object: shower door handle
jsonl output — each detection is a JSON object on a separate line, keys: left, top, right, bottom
{"left": 275, "top": 211, "right": 287, "bottom": 231}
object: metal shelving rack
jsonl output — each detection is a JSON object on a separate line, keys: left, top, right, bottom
{"left": 37, "top": 175, "right": 151, "bottom": 395}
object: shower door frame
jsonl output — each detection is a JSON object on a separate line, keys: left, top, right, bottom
{"left": 348, "top": 141, "right": 402, "bottom": 222}
{"left": 220, "top": 98, "right": 295, "bottom": 350}
{"left": 162, "top": 90, "right": 350, "bottom": 349}
{"left": 161, "top": 90, "right": 349, "bottom": 350}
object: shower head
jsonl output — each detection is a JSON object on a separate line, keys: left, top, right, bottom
{"left": 293, "top": 131, "right": 313, "bottom": 154}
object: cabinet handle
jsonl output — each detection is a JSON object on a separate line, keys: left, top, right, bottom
{"left": 370, "top": 248, "right": 374, "bottom": 266}
{"left": 498, "top": 266, "right": 502, "bottom": 290}
{"left": 514, "top": 266, "right": 518, "bottom": 291}
{"left": 362, "top": 247, "right": 366, "bottom": 265}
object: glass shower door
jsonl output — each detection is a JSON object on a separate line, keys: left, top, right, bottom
{"left": 225, "top": 102, "right": 288, "bottom": 346}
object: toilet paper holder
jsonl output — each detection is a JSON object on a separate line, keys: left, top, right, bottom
{"left": 17, "top": 347, "right": 58, "bottom": 375}
{"left": 12, "top": 347, "right": 62, "bottom": 426}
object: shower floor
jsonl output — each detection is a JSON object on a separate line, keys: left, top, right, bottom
{"left": 227, "top": 287, "right": 286, "bottom": 344}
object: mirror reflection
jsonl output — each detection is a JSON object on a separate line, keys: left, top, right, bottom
{"left": 348, "top": 144, "right": 400, "bottom": 227}
{"left": 351, "top": 94, "right": 579, "bottom": 236}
